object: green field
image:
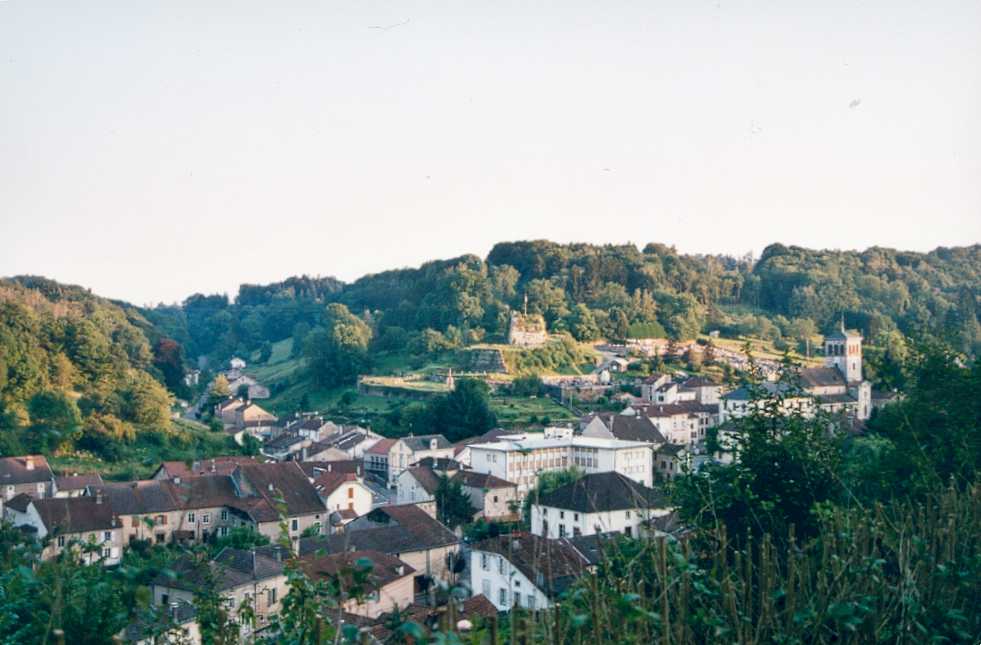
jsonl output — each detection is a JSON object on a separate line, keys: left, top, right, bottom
{"left": 490, "top": 395, "right": 578, "bottom": 427}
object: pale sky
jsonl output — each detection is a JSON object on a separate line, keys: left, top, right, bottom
{"left": 2, "top": 1, "right": 979, "bottom": 305}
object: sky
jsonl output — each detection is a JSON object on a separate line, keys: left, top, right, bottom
{"left": 1, "top": 1, "right": 979, "bottom": 305}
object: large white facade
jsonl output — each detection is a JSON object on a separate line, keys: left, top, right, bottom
{"left": 469, "top": 549, "right": 550, "bottom": 612}
{"left": 530, "top": 504, "right": 670, "bottom": 539}
{"left": 468, "top": 435, "right": 652, "bottom": 496}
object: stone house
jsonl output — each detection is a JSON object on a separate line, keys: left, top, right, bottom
{"left": 297, "top": 550, "right": 415, "bottom": 619}
{"left": 4, "top": 492, "right": 124, "bottom": 565}
{"left": 1, "top": 454, "right": 56, "bottom": 501}
{"left": 152, "top": 547, "right": 288, "bottom": 639}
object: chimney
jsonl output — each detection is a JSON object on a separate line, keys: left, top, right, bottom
{"left": 25, "top": 456, "right": 34, "bottom": 471}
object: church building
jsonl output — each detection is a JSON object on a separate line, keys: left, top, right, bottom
{"left": 797, "top": 324, "right": 872, "bottom": 420}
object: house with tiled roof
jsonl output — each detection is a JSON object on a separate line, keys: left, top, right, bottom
{"left": 387, "top": 435, "right": 455, "bottom": 487}
{"left": 470, "top": 532, "right": 590, "bottom": 611}
{"left": 580, "top": 412, "right": 667, "bottom": 445}
{"left": 302, "top": 463, "right": 373, "bottom": 522}
{"left": 92, "top": 479, "right": 185, "bottom": 545}
{"left": 451, "top": 470, "right": 518, "bottom": 522}
{"left": 530, "top": 472, "right": 671, "bottom": 539}
{"left": 232, "top": 462, "right": 328, "bottom": 545}
{"left": 297, "top": 550, "right": 415, "bottom": 619}
{"left": 396, "top": 466, "right": 444, "bottom": 506}
{"left": 302, "top": 503, "right": 460, "bottom": 591}
{"left": 151, "top": 457, "right": 258, "bottom": 481}
{"left": 151, "top": 547, "right": 288, "bottom": 638}
{"left": 4, "top": 492, "right": 124, "bottom": 564}
{"left": 364, "top": 438, "right": 398, "bottom": 484}
{"left": 54, "top": 472, "right": 103, "bottom": 498}
{"left": 1, "top": 454, "right": 56, "bottom": 501}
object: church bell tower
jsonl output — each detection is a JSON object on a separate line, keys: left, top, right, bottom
{"left": 823, "top": 318, "right": 863, "bottom": 384}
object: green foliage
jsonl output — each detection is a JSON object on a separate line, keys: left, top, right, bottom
{"left": 674, "top": 395, "right": 843, "bottom": 545}
{"left": 435, "top": 474, "right": 476, "bottom": 529}
{"left": 303, "top": 304, "right": 372, "bottom": 388}
{"left": 420, "top": 378, "right": 497, "bottom": 443}
{"left": 865, "top": 340, "right": 981, "bottom": 497}
{"left": 505, "top": 335, "right": 594, "bottom": 374}
{"left": 510, "top": 374, "right": 545, "bottom": 397}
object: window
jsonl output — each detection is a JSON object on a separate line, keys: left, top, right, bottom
{"left": 625, "top": 526, "right": 633, "bottom": 537}
{"left": 219, "top": 526, "right": 228, "bottom": 537}
{"left": 158, "top": 514, "right": 167, "bottom": 525}
{"left": 57, "top": 535, "right": 65, "bottom": 547}
{"left": 498, "top": 588, "right": 508, "bottom": 607}
{"left": 498, "top": 556, "right": 505, "bottom": 574}
{"left": 202, "top": 513, "right": 211, "bottom": 524}
{"left": 481, "top": 553, "right": 489, "bottom": 570}
{"left": 5, "top": 485, "right": 13, "bottom": 498}
{"left": 291, "top": 519, "right": 298, "bottom": 531}
{"left": 187, "top": 512, "right": 195, "bottom": 523}
{"left": 220, "top": 510, "right": 228, "bottom": 521}
{"left": 348, "top": 487, "right": 354, "bottom": 498}
{"left": 626, "top": 511, "right": 631, "bottom": 519}
{"left": 493, "top": 496, "right": 499, "bottom": 503}
{"left": 528, "top": 594, "right": 536, "bottom": 610}
{"left": 161, "top": 593, "right": 169, "bottom": 606}
{"left": 268, "top": 588, "right": 277, "bottom": 605}
{"left": 573, "top": 513, "right": 579, "bottom": 521}
{"left": 102, "top": 548, "right": 111, "bottom": 559}
{"left": 104, "top": 531, "right": 112, "bottom": 542}
{"left": 559, "top": 525, "right": 566, "bottom": 537}
{"left": 559, "top": 511, "right": 565, "bottom": 519}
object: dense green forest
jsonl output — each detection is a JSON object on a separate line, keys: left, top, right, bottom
{"left": 2, "top": 241, "right": 979, "bottom": 459}
{"left": 138, "top": 241, "right": 979, "bottom": 383}
{"left": 0, "top": 277, "right": 244, "bottom": 469}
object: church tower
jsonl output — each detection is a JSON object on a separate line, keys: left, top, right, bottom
{"left": 824, "top": 319, "right": 863, "bottom": 383}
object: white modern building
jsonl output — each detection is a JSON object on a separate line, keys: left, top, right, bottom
{"left": 468, "top": 434, "right": 653, "bottom": 497}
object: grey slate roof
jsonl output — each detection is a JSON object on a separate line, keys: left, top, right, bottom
{"left": 92, "top": 480, "right": 183, "bottom": 515}
{"left": 536, "top": 472, "right": 669, "bottom": 514}
{"left": 302, "top": 504, "right": 458, "bottom": 556}
{"left": 400, "top": 434, "right": 452, "bottom": 451}
{"left": 472, "top": 532, "right": 588, "bottom": 598}
{"left": 799, "top": 367, "right": 846, "bottom": 389}
{"left": 0, "top": 455, "right": 53, "bottom": 487}
{"left": 156, "top": 547, "right": 285, "bottom": 592}
{"left": 33, "top": 496, "right": 122, "bottom": 534}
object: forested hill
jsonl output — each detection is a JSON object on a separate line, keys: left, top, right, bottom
{"left": 139, "top": 241, "right": 981, "bottom": 370}
{"left": 2, "top": 242, "right": 978, "bottom": 442}
{"left": 0, "top": 276, "right": 174, "bottom": 455}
